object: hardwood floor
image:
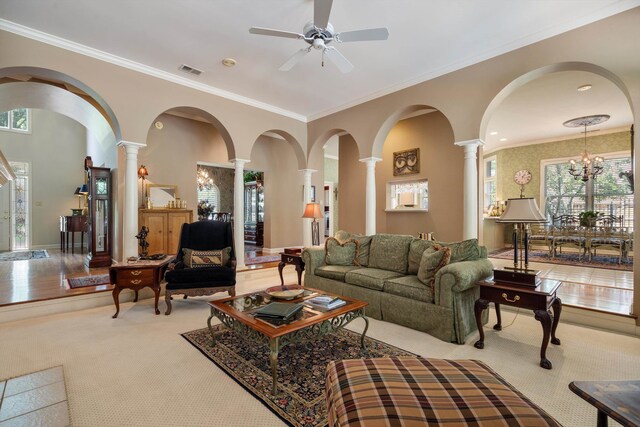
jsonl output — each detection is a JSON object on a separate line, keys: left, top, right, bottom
{"left": 0, "top": 248, "right": 634, "bottom": 318}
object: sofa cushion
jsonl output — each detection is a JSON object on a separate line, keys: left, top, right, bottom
{"left": 325, "top": 237, "right": 358, "bottom": 266}
{"left": 315, "top": 265, "right": 361, "bottom": 282}
{"left": 383, "top": 275, "right": 434, "bottom": 303}
{"left": 334, "top": 231, "right": 373, "bottom": 267}
{"left": 345, "top": 268, "right": 404, "bottom": 291}
{"left": 408, "top": 238, "right": 437, "bottom": 274}
{"left": 183, "top": 247, "right": 231, "bottom": 268}
{"left": 417, "top": 245, "right": 451, "bottom": 286}
{"left": 368, "top": 234, "right": 413, "bottom": 273}
{"left": 435, "top": 238, "right": 482, "bottom": 263}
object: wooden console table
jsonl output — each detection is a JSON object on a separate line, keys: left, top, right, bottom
{"left": 59, "top": 215, "right": 88, "bottom": 254}
{"left": 278, "top": 251, "right": 305, "bottom": 286}
{"left": 109, "top": 257, "right": 171, "bottom": 318}
{"left": 474, "top": 278, "right": 562, "bottom": 369}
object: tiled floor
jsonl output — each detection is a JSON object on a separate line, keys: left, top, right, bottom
{"left": 490, "top": 257, "right": 634, "bottom": 315}
{"left": 0, "top": 367, "right": 69, "bottom": 427}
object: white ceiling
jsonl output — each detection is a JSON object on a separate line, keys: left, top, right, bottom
{"left": 1, "top": 0, "right": 638, "bottom": 125}
{"left": 485, "top": 71, "right": 634, "bottom": 151}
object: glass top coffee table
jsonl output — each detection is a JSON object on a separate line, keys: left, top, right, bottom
{"left": 207, "top": 287, "right": 369, "bottom": 394}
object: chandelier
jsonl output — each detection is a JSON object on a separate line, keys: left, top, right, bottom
{"left": 197, "top": 167, "right": 214, "bottom": 191}
{"left": 563, "top": 114, "right": 609, "bottom": 182}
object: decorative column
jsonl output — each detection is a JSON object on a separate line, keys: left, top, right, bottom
{"left": 117, "top": 140, "right": 146, "bottom": 260}
{"left": 359, "top": 157, "right": 382, "bottom": 236}
{"left": 300, "top": 169, "right": 317, "bottom": 247}
{"left": 454, "top": 139, "right": 485, "bottom": 240}
{"left": 232, "top": 159, "right": 250, "bottom": 270}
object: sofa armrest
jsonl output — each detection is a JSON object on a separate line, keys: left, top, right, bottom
{"left": 434, "top": 259, "right": 493, "bottom": 307}
{"left": 302, "top": 247, "right": 326, "bottom": 275}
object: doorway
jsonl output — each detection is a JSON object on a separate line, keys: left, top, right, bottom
{"left": 0, "top": 183, "right": 9, "bottom": 251}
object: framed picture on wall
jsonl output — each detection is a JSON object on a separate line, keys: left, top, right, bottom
{"left": 393, "top": 148, "right": 420, "bottom": 176}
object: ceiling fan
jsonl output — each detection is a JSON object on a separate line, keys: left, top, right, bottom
{"left": 249, "top": 0, "right": 389, "bottom": 73}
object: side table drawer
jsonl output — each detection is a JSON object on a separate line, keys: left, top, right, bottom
{"left": 481, "top": 286, "right": 548, "bottom": 311}
{"left": 116, "top": 268, "right": 154, "bottom": 286}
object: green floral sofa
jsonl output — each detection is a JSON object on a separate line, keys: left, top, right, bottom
{"left": 302, "top": 232, "right": 493, "bottom": 344}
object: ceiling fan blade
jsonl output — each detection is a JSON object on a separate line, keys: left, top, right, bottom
{"left": 324, "top": 47, "right": 353, "bottom": 73}
{"left": 249, "top": 27, "right": 304, "bottom": 40}
{"left": 314, "top": 0, "right": 333, "bottom": 30}
{"left": 279, "top": 49, "right": 310, "bottom": 71}
{"left": 336, "top": 27, "right": 389, "bottom": 42}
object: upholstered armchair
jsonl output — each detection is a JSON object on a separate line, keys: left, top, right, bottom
{"left": 164, "top": 220, "right": 236, "bottom": 315}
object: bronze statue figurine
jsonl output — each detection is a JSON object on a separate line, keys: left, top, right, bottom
{"left": 135, "top": 226, "right": 150, "bottom": 257}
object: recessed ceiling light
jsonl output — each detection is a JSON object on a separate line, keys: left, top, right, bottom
{"left": 489, "top": 131, "right": 498, "bottom": 136}
{"left": 222, "top": 58, "right": 237, "bottom": 67}
{"left": 577, "top": 84, "right": 592, "bottom": 92}
{"left": 499, "top": 138, "right": 507, "bottom": 142}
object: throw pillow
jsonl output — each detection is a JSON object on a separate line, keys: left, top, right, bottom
{"left": 183, "top": 247, "right": 231, "bottom": 268}
{"left": 436, "top": 238, "right": 481, "bottom": 263}
{"left": 417, "top": 245, "right": 452, "bottom": 287}
{"left": 325, "top": 237, "right": 359, "bottom": 266}
{"left": 334, "top": 230, "right": 352, "bottom": 243}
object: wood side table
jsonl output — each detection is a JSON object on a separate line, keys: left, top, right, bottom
{"left": 474, "top": 278, "right": 562, "bottom": 369}
{"left": 569, "top": 380, "right": 640, "bottom": 427}
{"left": 109, "top": 257, "right": 171, "bottom": 318}
{"left": 278, "top": 252, "right": 305, "bottom": 286}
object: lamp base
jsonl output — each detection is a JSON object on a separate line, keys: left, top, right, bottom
{"left": 493, "top": 267, "right": 541, "bottom": 287}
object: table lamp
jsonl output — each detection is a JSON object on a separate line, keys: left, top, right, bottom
{"left": 71, "top": 186, "right": 84, "bottom": 216}
{"left": 495, "top": 197, "right": 547, "bottom": 286}
{"left": 302, "top": 202, "right": 323, "bottom": 246}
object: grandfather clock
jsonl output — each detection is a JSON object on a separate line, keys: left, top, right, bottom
{"left": 85, "top": 166, "right": 112, "bottom": 267}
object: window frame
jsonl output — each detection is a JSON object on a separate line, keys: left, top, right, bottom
{"left": 0, "top": 108, "right": 31, "bottom": 134}
{"left": 483, "top": 156, "right": 497, "bottom": 212}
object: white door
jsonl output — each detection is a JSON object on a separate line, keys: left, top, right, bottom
{"left": 0, "top": 184, "right": 10, "bottom": 251}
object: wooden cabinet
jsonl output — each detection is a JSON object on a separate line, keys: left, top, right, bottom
{"left": 244, "top": 181, "right": 264, "bottom": 246}
{"left": 138, "top": 209, "right": 193, "bottom": 255}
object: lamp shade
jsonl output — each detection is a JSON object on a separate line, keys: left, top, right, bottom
{"left": 74, "top": 186, "right": 82, "bottom": 196}
{"left": 79, "top": 184, "right": 89, "bottom": 194}
{"left": 302, "top": 203, "right": 323, "bottom": 219}
{"left": 138, "top": 165, "right": 148, "bottom": 178}
{"left": 398, "top": 192, "right": 414, "bottom": 206}
{"left": 497, "top": 198, "right": 546, "bottom": 223}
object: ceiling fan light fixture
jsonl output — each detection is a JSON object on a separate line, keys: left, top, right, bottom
{"left": 577, "top": 84, "right": 592, "bottom": 92}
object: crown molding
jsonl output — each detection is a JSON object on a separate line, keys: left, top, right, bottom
{"left": 0, "top": 19, "right": 307, "bottom": 123}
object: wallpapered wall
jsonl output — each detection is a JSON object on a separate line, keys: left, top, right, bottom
{"left": 199, "top": 165, "right": 234, "bottom": 213}
{"left": 486, "top": 130, "right": 632, "bottom": 205}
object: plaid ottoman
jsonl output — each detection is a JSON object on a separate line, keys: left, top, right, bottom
{"left": 325, "top": 357, "right": 561, "bottom": 426}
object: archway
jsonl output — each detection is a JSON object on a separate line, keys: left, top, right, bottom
{"left": 479, "top": 62, "right": 636, "bottom": 318}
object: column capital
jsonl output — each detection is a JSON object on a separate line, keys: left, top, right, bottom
{"left": 454, "top": 139, "right": 485, "bottom": 150}
{"left": 230, "top": 158, "right": 251, "bottom": 166}
{"left": 359, "top": 157, "right": 382, "bottom": 165}
{"left": 299, "top": 169, "right": 318, "bottom": 176}
{"left": 117, "top": 140, "right": 146, "bottom": 151}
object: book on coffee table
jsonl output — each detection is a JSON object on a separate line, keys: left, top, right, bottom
{"left": 255, "top": 302, "right": 304, "bottom": 320}
{"left": 305, "top": 296, "right": 347, "bottom": 310}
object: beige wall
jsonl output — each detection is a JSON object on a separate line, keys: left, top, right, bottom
{"left": 0, "top": 109, "right": 87, "bottom": 247}
{"left": 379, "top": 112, "right": 463, "bottom": 241}
{"left": 337, "top": 135, "right": 366, "bottom": 234}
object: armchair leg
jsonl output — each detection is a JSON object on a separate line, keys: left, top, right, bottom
{"left": 229, "top": 288, "right": 236, "bottom": 297}
{"left": 165, "top": 291, "right": 173, "bottom": 315}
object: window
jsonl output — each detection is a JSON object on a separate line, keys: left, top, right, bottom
{"left": 543, "top": 153, "right": 633, "bottom": 229}
{"left": 386, "top": 179, "right": 428, "bottom": 211}
{"left": 197, "top": 183, "right": 220, "bottom": 217}
{"left": 0, "top": 109, "right": 30, "bottom": 133}
{"left": 484, "top": 156, "right": 497, "bottom": 211}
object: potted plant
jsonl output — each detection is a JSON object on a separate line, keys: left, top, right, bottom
{"left": 579, "top": 211, "right": 601, "bottom": 227}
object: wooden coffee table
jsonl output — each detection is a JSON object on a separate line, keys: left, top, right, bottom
{"left": 207, "top": 287, "right": 369, "bottom": 394}
{"left": 569, "top": 380, "right": 640, "bottom": 427}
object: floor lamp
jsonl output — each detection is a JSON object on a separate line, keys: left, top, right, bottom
{"left": 302, "top": 203, "right": 323, "bottom": 246}
{"left": 495, "top": 197, "right": 547, "bottom": 286}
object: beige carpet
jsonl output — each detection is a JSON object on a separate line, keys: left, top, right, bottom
{"left": 0, "top": 267, "right": 638, "bottom": 427}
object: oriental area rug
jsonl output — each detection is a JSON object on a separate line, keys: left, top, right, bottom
{"left": 0, "top": 250, "right": 49, "bottom": 262}
{"left": 182, "top": 325, "right": 417, "bottom": 427}
{"left": 244, "top": 255, "right": 281, "bottom": 265}
{"left": 489, "top": 248, "right": 633, "bottom": 271}
{"left": 67, "top": 274, "right": 111, "bottom": 289}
